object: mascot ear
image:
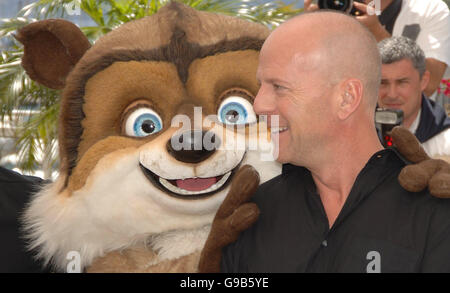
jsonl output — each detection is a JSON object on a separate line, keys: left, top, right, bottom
{"left": 14, "top": 19, "right": 91, "bottom": 89}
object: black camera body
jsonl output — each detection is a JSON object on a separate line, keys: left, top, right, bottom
{"left": 318, "top": 0, "right": 365, "bottom": 16}
{"left": 375, "top": 108, "right": 404, "bottom": 148}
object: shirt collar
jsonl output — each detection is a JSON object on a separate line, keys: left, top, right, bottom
{"left": 327, "top": 148, "right": 407, "bottom": 230}
{"left": 297, "top": 148, "right": 408, "bottom": 232}
{"left": 287, "top": 147, "right": 409, "bottom": 194}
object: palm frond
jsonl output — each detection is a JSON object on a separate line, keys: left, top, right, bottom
{"left": 17, "top": 0, "right": 74, "bottom": 19}
{"left": 15, "top": 99, "right": 59, "bottom": 175}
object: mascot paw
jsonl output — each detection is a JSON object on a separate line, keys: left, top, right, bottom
{"left": 392, "top": 126, "right": 450, "bottom": 198}
{"left": 198, "top": 165, "right": 260, "bottom": 273}
{"left": 428, "top": 164, "right": 450, "bottom": 198}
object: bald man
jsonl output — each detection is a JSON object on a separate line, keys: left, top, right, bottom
{"left": 220, "top": 11, "right": 450, "bottom": 273}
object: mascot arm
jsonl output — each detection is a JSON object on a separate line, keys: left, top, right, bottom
{"left": 391, "top": 126, "right": 450, "bottom": 198}
{"left": 198, "top": 165, "right": 260, "bottom": 273}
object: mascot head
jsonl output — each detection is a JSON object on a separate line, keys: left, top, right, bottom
{"left": 17, "top": 2, "right": 280, "bottom": 271}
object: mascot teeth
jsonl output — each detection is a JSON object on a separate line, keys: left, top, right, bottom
{"left": 271, "top": 127, "right": 289, "bottom": 133}
{"left": 159, "top": 171, "right": 232, "bottom": 195}
{"left": 139, "top": 161, "right": 236, "bottom": 198}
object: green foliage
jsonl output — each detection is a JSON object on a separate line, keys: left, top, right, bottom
{"left": 0, "top": 48, "right": 60, "bottom": 176}
{"left": 0, "top": 0, "right": 302, "bottom": 177}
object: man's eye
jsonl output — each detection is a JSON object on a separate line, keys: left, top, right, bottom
{"left": 273, "top": 84, "right": 284, "bottom": 90}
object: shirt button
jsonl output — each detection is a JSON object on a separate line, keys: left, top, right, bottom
{"left": 322, "top": 240, "right": 328, "bottom": 247}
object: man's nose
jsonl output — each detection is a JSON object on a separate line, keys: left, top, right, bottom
{"left": 253, "top": 87, "right": 275, "bottom": 115}
{"left": 386, "top": 84, "right": 398, "bottom": 99}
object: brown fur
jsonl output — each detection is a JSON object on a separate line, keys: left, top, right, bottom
{"left": 15, "top": 19, "right": 91, "bottom": 89}
{"left": 78, "top": 61, "right": 184, "bottom": 159}
{"left": 391, "top": 126, "right": 450, "bottom": 198}
{"left": 87, "top": 248, "right": 201, "bottom": 273}
{"left": 186, "top": 50, "right": 261, "bottom": 112}
{"left": 84, "top": 2, "right": 268, "bottom": 55}
{"left": 68, "top": 125, "right": 183, "bottom": 192}
{"left": 67, "top": 136, "right": 144, "bottom": 191}
{"left": 78, "top": 50, "right": 261, "bottom": 161}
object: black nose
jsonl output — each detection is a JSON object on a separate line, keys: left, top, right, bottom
{"left": 167, "top": 130, "right": 221, "bottom": 163}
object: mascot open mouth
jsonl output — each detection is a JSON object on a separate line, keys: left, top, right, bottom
{"left": 139, "top": 161, "right": 242, "bottom": 199}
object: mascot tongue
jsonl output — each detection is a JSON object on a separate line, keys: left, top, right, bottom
{"left": 176, "top": 177, "right": 217, "bottom": 191}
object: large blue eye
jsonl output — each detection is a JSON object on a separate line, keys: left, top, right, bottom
{"left": 124, "top": 108, "right": 163, "bottom": 137}
{"left": 218, "top": 96, "right": 256, "bottom": 125}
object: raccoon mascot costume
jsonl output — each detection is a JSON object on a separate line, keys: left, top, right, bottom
{"left": 14, "top": 2, "right": 449, "bottom": 272}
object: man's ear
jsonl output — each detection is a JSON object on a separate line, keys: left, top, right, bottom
{"left": 337, "top": 79, "right": 363, "bottom": 120}
{"left": 14, "top": 19, "right": 91, "bottom": 89}
{"left": 420, "top": 70, "right": 431, "bottom": 93}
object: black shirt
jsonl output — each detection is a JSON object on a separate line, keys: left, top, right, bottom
{"left": 0, "top": 167, "right": 50, "bottom": 272}
{"left": 221, "top": 149, "right": 450, "bottom": 273}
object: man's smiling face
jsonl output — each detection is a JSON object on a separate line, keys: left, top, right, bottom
{"left": 253, "top": 27, "right": 337, "bottom": 165}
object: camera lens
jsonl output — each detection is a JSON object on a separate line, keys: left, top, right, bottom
{"left": 318, "top": 0, "right": 353, "bottom": 13}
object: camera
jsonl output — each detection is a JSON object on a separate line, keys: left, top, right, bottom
{"left": 375, "top": 108, "right": 404, "bottom": 148}
{"left": 318, "top": 0, "right": 365, "bottom": 16}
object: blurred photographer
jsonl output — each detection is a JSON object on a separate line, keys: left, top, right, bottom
{"left": 377, "top": 36, "right": 450, "bottom": 158}
{"left": 304, "top": 0, "right": 450, "bottom": 98}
